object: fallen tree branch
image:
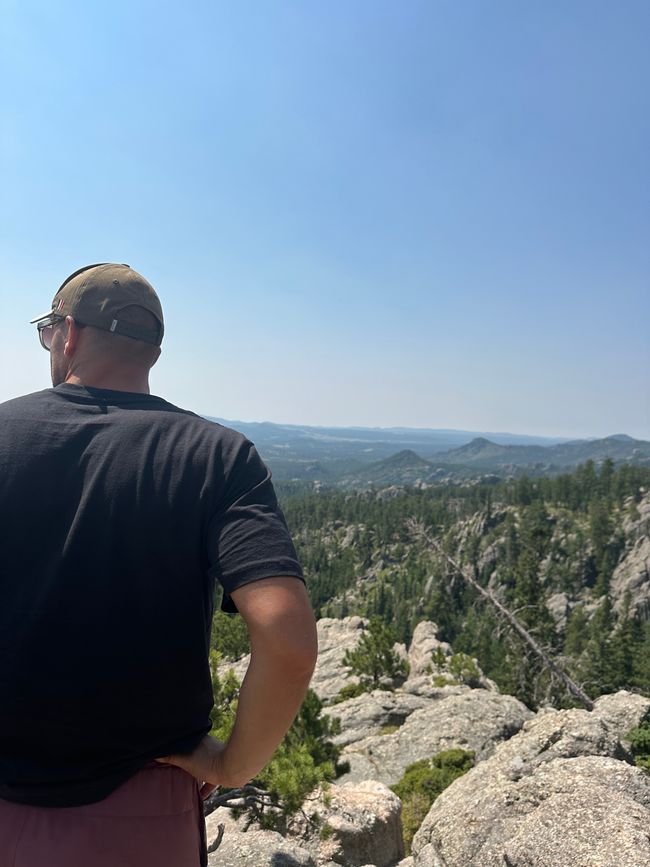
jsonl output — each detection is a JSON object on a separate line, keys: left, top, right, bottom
{"left": 407, "top": 518, "right": 594, "bottom": 711}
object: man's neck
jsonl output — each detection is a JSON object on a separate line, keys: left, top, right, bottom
{"left": 64, "top": 373, "right": 151, "bottom": 394}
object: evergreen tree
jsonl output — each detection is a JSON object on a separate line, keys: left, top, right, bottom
{"left": 253, "top": 689, "right": 346, "bottom": 826}
{"left": 608, "top": 594, "right": 644, "bottom": 690}
{"left": 564, "top": 605, "right": 589, "bottom": 658}
{"left": 211, "top": 609, "right": 250, "bottom": 660}
{"left": 207, "top": 678, "right": 346, "bottom": 828}
{"left": 343, "top": 616, "right": 409, "bottom": 689}
{"left": 581, "top": 596, "right": 614, "bottom": 696}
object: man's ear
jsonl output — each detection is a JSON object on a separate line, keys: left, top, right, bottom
{"left": 63, "top": 316, "right": 81, "bottom": 358}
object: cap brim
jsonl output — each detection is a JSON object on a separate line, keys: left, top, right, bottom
{"left": 29, "top": 311, "right": 55, "bottom": 324}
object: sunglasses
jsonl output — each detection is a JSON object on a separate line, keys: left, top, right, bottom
{"left": 36, "top": 315, "right": 66, "bottom": 351}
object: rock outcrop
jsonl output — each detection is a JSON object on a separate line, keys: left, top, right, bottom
{"left": 406, "top": 621, "right": 452, "bottom": 678}
{"left": 211, "top": 610, "right": 650, "bottom": 867}
{"left": 402, "top": 620, "right": 498, "bottom": 694}
{"left": 207, "top": 827, "right": 317, "bottom": 867}
{"left": 310, "top": 617, "right": 365, "bottom": 701}
{"left": 337, "top": 689, "right": 532, "bottom": 786}
{"left": 611, "top": 494, "right": 650, "bottom": 619}
{"left": 323, "top": 689, "right": 433, "bottom": 748}
{"left": 501, "top": 777, "right": 650, "bottom": 867}
{"left": 545, "top": 591, "right": 571, "bottom": 630}
{"left": 593, "top": 689, "right": 650, "bottom": 745}
{"left": 412, "top": 706, "right": 650, "bottom": 867}
{"left": 205, "top": 780, "right": 404, "bottom": 867}
{"left": 287, "top": 780, "right": 404, "bottom": 867}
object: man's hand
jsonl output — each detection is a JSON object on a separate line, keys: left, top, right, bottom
{"left": 158, "top": 576, "right": 317, "bottom": 799}
{"left": 155, "top": 735, "right": 227, "bottom": 799}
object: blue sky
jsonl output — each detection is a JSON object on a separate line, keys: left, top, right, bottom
{"left": 2, "top": 0, "right": 649, "bottom": 439}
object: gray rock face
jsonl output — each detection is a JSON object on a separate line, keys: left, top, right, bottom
{"left": 207, "top": 827, "right": 317, "bottom": 867}
{"left": 338, "top": 689, "right": 532, "bottom": 786}
{"left": 412, "top": 706, "right": 645, "bottom": 867}
{"left": 406, "top": 621, "right": 452, "bottom": 678}
{"left": 593, "top": 690, "right": 650, "bottom": 746}
{"left": 502, "top": 785, "right": 650, "bottom": 867}
{"left": 611, "top": 494, "right": 650, "bottom": 619}
{"left": 218, "top": 618, "right": 496, "bottom": 708}
{"left": 545, "top": 591, "right": 571, "bottom": 630}
{"left": 402, "top": 621, "right": 498, "bottom": 694}
{"left": 323, "top": 690, "right": 432, "bottom": 748}
{"left": 287, "top": 780, "right": 404, "bottom": 867}
{"left": 310, "top": 617, "right": 367, "bottom": 702}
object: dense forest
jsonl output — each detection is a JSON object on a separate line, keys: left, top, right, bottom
{"left": 273, "top": 460, "right": 650, "bottom": 709}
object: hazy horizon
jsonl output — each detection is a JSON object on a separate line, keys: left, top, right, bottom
{"left": 205, "top": 414, "right": 646, "bottom": 445}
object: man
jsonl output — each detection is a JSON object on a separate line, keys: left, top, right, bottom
{"left": 0, "top": 263, "right": 317, "bottom": 866}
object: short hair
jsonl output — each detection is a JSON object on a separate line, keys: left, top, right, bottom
{"left": 80, "top": 305, "right": 161, "bottom": 367}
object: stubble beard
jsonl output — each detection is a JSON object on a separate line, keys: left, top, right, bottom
{"left": 50, "top": 351, "right": 66, "bottom": 387}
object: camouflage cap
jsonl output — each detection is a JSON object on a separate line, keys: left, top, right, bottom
{"left": 30, "top": 263, "right": 164, "bottom": 346}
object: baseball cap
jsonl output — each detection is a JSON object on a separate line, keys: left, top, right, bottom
{"left": 30, "top": 263, "right": 165, "bottom": 346}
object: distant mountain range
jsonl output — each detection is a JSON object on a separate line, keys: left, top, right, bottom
{"left": 206, "top": 418, "right": 650, "bottom": 488}
{"left": 338, "top": 435, "right": 650, "bottom": 489}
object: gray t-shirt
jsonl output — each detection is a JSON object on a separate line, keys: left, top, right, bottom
{"left": 0, "top": 383, "right": 304, "bottom": 806}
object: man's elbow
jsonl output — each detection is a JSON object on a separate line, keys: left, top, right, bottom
{"left": 292, "top": 632, "right": 318, "bottom": 679}
{"left": 271, "top": 621, "right": 318, "bottom": 677}
{"left": 252, "top": 615, "right": 318, "bottom": 679}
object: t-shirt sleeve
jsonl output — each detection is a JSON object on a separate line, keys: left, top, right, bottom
{"left": 206, "top": 438, "right": 305, "bottom": 613}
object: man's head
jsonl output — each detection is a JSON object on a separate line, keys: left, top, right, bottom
{"left": 31, "top": 263, "right": 165, "bottom": 391}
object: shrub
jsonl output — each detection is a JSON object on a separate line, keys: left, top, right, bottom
{"left": 392, "top": 749, "right": 474, "bottom": 853}
{"left": 330, "top": 681, "right": 368, "bottom": 704}
{"left": 628, "top": 721, "right": 650, "bottom": 770}
{"left": 430, "top": 651, "right": 482, "bottom": 688}
{"left": 448, "top": 653, "right": 482, "bottom": 688}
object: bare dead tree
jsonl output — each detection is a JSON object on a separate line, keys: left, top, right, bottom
{"left": 407, "top": 517, "right": 594, "bottom": 711}
{"left": 203, "top": 784, "right": 276, "bottom": 817}
{"left": 207, "top": 823, "right": 225, "bottom": 854}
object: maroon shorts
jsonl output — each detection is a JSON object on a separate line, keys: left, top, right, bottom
{"left": 0, "top": 762, "right": 207, "bottom": 867}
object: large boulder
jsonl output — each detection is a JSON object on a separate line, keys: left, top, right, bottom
{"left": 502, "top": 782, "right": 650, "bottom": 867}
{"left": 323, "top": 689, "right": 432, "bottom": 748}
{"left": 207, "top": 827, "right": 317, "bottom": 867}
{"left": 406, "top": 621, "right": 452, "bottom": 678}
{"left": 310, "top": 617, "right": 367, "bottom": 702}
{"left": 287, "top": 780, "right": 404, "bottom": 867}
{"left": 412, "top": 705, "right": 645, "bottom": 867}
{"left": 403, "top": 621, "right": 498, "bottom": 694}
{"left": 337, "top": 689, "right": 532, "bottom": 786}
{"left": 545, "top": 591, "right": 571, "bottom": 631}
{"left": 610, "top": 494, "right": 650, "bottom": 619}
{"left": 593, "top": 690, "right": 650, "bottom": 746}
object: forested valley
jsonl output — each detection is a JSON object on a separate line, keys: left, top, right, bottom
{"left": 207, "top": 459, "right": 650, "bottom": 851}
{"left": 270, "top": 459, "right": 650, "bottom": 710}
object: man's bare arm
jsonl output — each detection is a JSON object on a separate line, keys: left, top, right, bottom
{"left": 157, "top": 576, "right": 318, "bottom": 790}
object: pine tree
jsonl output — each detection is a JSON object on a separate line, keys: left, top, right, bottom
{"left": 608, "top": 594, "right": 644, "bottom": 690}
{"left": 343, "top": 616, "right": 409, "bottom": 689}
{"left": 582, "top": 596, "right": 614, "bottom": 695}
{"left": 206, "top": 683, "right": 346, "bottom": 829}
